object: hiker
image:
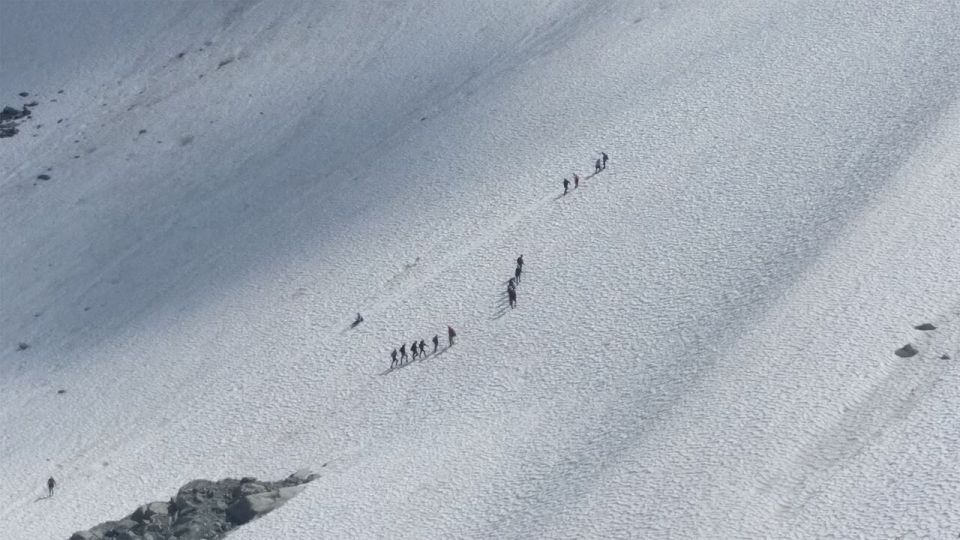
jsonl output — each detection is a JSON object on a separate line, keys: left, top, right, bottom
{"left": 47, "top": 477, "right": 55, "bottom": 498}
{"left": 391, "top": 349, "right": 398, "bottom": 368}
{"left": 411, "top": 341, "right": 420, "bottom": 360}
{"left": 563, "top": 178, "right": 569, "bottom": 194}
{"left": 432, "top": 335, "right": 439, "bottom": 352}
{"left": 419, "top": 339, "right": 427, "bottom": 357}
{"left": 517, "top": 255, "right": 523, "bottom": 269}
{"left": 574, "top": 173, "right": 580, "bottom": 188}
{"left": 508, "top": 277, "right": 516, "bottom": 290}
{"left": 508, "top": 287, "right": 517, "bottom": 308}
{"left": 595, "top": 158, "right": 603, "bottom": 174}
{"left": 400, "top": 344, "right": 407, "bottom": 363}
{"left": 601, "top": 151, "right": 609, "bottom": 169}
{"left": 447, "top": 325, "right": 457, "bottom": 346}
{"left": 351, "top": 313, "right": 364, "bottom": 327}
{"left": 514, "top": 265, "right": 522, "bottom": 283}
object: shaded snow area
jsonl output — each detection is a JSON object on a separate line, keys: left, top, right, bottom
{"left": 2, "top": 1, "right": 959, "bottom": 538}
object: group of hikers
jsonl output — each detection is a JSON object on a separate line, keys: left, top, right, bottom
{"left": 390, "top": 325, "right": 456, "bottom": 369}
{"left": 507, "top": 254, "right": 524, "bottom": 308}
{"left": 564, "top": 151, "right": 609, "bottom": 194}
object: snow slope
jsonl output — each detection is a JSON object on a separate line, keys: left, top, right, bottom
{"left": 1, "top": 0, "right": 959, "bottom": 538}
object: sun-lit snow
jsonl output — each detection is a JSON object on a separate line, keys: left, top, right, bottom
{"left": 1, "top": 1, "right": 959, "bottom": 538}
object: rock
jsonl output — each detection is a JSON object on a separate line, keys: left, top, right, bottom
{"left": 57, "top": 389, "right": 67, "bottom": 394}
{"left": 942, "top": 354, "right": 951, "bottom": 360}
{"left": 895, "top": 344, "right": 918, "bottom": 358}
{"left": 239, "top": 482, "right": 267, "bottom": 496}
{"left": 18, "top": 92, "right": 29, "bottom": 97}
{"left": 69, "top": 532, "right": 98, "bottom": 540}
{"left": 288, "top": 468, "right": 317, "bottom": 483}
{"left": 278, "top": 484, "right": 306, "bottom": 501}
{"left": 37, "top": 174, "right": 50, "bottom": 180}
{"left": 0, "top": 125, "right": 17, "bottom": 138}
{"left": 133, "top": 501, "right": 170, "bottom": 522}
{"left": 25, "top": 101, "right": 39, "bottom": 107}
{"left": 226, "top": 492, "right": 280, "bottom": 525}
{"left": 17, "top": 342, "right": 29, "bottom": 350}
{"left": 914, "top": 323, "right": 936, "bottom": 331}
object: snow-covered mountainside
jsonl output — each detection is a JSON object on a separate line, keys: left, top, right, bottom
{"left": 2, "top": 1, "right": 959, "bottom": 537}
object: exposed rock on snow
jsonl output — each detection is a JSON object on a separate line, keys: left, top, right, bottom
{"left": 914, "top": 323, "right": 937, "bottom": 331}
{"left": 69, "top": 470, "right": 317, "bottom": 540}
{"left": 894, "top": 344, "right": 919, "bottom": 358}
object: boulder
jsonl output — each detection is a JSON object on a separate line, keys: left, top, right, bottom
{"left": 69, "top": 532, "right": 98, "bottom": 540}
{"left": 895, "top": 344, "right": 918, "bottom": 358}
{"left": 226, "top": 491, "right": 281, "bottom": 525}
{"left": 914, "top": 323, "right": 936, "bottom": 331}
{"left": 239, "top": 482, "right": 267, "bottom": 496}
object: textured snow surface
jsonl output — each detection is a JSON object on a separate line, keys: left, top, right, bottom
{"left": 2, "top": 1, "right": 959, "bottom": 538}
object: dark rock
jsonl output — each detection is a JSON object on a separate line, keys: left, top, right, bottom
{"left": 69, "top": 532, "right": 97, "bottom": 540}
{"left": 18, "top": 92, "right": 29, "bottom": 97}
{"left": 58, "top": 389, "right": 67, "bottom": 394}
{"left": 942, "top": 354, "right": 951, "bottom": 360}
{"left": 37, "top": 174, "right": 51, "bottom": 180}
{"left": 226, "top": 492, "right": 279, "bottom": 525}
{"left": 25, "top": 101, "right": 39, "bottom": 107}
{"left": 1, "top": 105, "right": 27, "bottom": 121}
{"left": 138, "top": 129, "right": 147, "bottom": 135}
{"left": 914, "top": 323, "right": 936, "bottom": 331}
{"left": 17, "top": 342, "right": 29, "bottom": 351}
{"left": 895, "top": 344, "right": 918, "bottom": 358}
{"left": 73, "top": 471, "right": 315, "bottom": 540}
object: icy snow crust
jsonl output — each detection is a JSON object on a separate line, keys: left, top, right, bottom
{"left": 2, "top": 1, "right": 959, "bottom": 538}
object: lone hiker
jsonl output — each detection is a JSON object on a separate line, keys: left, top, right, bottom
{"left": 508, "top": 287, "right": 517, "bottom": 308}
{"left": 47, "top": 477, "right": 55, "bottom": 498}
{"left": 563, "top": 178, "right": 569, "bottom": 195}
{"left": 432, "top": 335, "right": 439, "bottom": 353}
{"left": 391, "top": 349, "right": 399, "bottom": 368}
{"left": 601, "top": 151, "right": 609, "bottom": 170}
{"left": 595, "top": 158, "right": 603, "bottom": 174}
{"left": 447, "top": 325, "right": 457, "bottom": 347}
{"left": 574, "top": 173, "right": 580, "bottom": 188}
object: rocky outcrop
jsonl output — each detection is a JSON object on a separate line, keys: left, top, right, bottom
{"left": 894, "top": 343, "right": 918, "bottom": 358}
{"left": 68, "top": 470, "right": 318, "bottom": 540}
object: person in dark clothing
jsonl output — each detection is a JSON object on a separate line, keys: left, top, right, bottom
{"left": 419, "top": 339, "right": 427, "bottom": 356}
{"left": 514, "top": 265, "right": 522, "bottom": 283}
{"left": 601, "top": 151, "right": 609, "bottom": 169}
{"left": 411, "top": 341, "right": 420, "bottom": 360}
{"left": 595, "top": 158, "right": 603, "bottom": 174}
{"left": 563, "top": 178, "right": 569, "bottom": 194}
{"left": 432, "top": 335, "right": 439, "bottom": 352}
{"left": 400, "top": 344, "right": 407, "bottom": 363}
{"left": 508, "top": 277, "right": 516, "bottom": 290}
{"left": 574, "top": 174, "right": 580, "bottom": 188}
{"left": 508, "top": 287, "right": 517, "bottom": 308}
{"left": 391, "top": 349, "right": 399, "bottom": 369}
{"left": 351, "top": 313, "right": 364, "bottom": 328}
{"left": 517, "top": 255, "right": 523, "bottom": 269}
{"left": 447, "top": 325, "right": 457, "bottom": 346}
{"left": 47, "top": 477, "right": 55, "bottom": 498}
